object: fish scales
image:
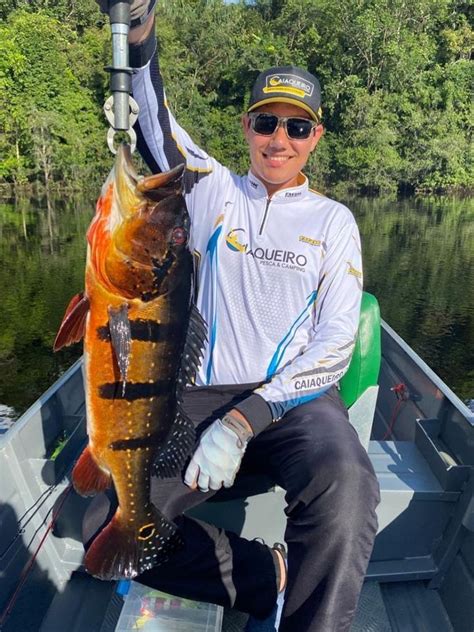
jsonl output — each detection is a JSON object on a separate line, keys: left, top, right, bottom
{"left": 54, "top": 145, "right": 202, "bottom": 580}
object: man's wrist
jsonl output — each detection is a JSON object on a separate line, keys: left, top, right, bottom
{"left": 221, "top": 412, "right": 253, "bottom": 448}
{"left": 233, "top": 394, "right": 273, "bottom": 437}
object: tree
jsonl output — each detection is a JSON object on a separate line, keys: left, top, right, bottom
{"left": 0, "top": 0, "right": 472, "bottom": 194}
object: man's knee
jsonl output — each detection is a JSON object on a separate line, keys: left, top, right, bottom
{"left": 287, "top": 435, "right": 380, "bottom": 520}
{"left": 326, "top": 443, "right": 380, "bottom": 516}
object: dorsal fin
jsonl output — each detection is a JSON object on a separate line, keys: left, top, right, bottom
{"left": 176, "top": 304, "right": 208, "bottom": 401}
{"left": 152, "top": 405, "right": 195, "bottom": 478}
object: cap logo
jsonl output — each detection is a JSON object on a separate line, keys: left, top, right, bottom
{"left": 264, "top": 74, "right": 314, "bottom": 99}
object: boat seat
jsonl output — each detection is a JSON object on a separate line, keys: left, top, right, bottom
{"left": 339, "top": 292, "right": 381, "bottom": 409}
{"left": 342, "top": 291, "right": 381, "bottom": 451}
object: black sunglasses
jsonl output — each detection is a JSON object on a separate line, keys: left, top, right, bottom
{"left": 248, "top": 112, "right": 318, "bottom": 140}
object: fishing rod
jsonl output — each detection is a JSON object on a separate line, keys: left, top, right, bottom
{"left": 104, "top": 0, "right": 139, "bottom": 153}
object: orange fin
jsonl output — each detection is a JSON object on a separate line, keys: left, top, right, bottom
{"left": 72, "top": 445, "right": 112, "bottom": 497}
{"left": 85, "top": 506, "right": 183, "bottom": 580}
{"left": 54, "top": 292, "right": 90, "bottom": 351}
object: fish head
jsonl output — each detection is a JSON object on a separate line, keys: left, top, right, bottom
{"left": 87, "top": 145, "right": 190, "bottom": 300}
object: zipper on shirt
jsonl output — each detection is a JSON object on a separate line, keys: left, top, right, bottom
{"left": 259, "top": 198, "right": 271, "bottom": 235}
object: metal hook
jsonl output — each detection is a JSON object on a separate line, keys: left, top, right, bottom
{"left": 104, "top": 95, "right": 139, "bottom": 154}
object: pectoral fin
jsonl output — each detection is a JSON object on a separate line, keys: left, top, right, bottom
{"left": 107, "top": 304, "right": 132, "bottom": 388}
{"left": 53, "top": 292, "right": 90, "bottom": 351}
{"left": 108, "top": 304, "right": 131, "bottom": 385}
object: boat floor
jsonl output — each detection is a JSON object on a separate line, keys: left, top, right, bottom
{"left": 221, "top": 580, "right": 454, "bottom": 632}
{"left": 2, "top": 571, "right": 454, "bottom": 632}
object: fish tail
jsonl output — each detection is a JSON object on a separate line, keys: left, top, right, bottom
{"left": 72, "top": 445, "right": 112, "bottom": 496}
{"left": 84, "top": 505, "right": 183, "bottom": 580}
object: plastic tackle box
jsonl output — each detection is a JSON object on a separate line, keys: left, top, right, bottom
{"left": 115, "top": 581, "right": 223, "bottom": 631}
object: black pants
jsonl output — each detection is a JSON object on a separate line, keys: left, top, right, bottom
{"left": 83, "top": 385, "right": 380, "bottom": 632}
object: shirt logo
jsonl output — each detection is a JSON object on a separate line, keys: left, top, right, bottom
{"left": 294, "top": 371, "right": 345, "bottom": 391}
{"left": 299, "top": 235, "right": 322, "bottom": 247}
{"left": 346, "top": 261, "right": 362, "bottom": 278}
{"left": 225, "top": 228, "right": 248, "bottom": 253}
{"left": 226, "top": 227, "right": 307, "bottom": 272}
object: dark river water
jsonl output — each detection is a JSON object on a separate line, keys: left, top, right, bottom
{"left": 0, "top": 194, "right": 472, "bottom": 425}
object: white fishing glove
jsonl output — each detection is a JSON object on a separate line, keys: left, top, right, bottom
{"left": 184, "top": 414, "right": 253, "bottom": 492}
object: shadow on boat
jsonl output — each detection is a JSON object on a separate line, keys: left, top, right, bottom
{"left": 0, "top": 501, "right": 58, "bottom": 632}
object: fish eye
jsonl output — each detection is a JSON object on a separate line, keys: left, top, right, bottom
{"left": 172, "top": 227, "right": 187, "bottom": 245}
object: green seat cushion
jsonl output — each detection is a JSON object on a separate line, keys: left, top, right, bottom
{"left": 339, "top": 292, "right": 381, "bottom": 408}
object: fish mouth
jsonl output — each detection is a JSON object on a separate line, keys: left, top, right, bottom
{"left": 114, "top": 144, "right": 186, "bottom": 212}
{"left": 113, "top": 144, "right": 142, "bottom": 219}
{"left": 117, "top": 143, "right": 139, "bottom": 184}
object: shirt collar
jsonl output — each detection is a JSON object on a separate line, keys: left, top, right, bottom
{"left": 245, "top": 170, "right": 309, "bottom": 202}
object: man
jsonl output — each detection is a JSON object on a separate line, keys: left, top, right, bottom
{"left": 88, "top": 2, "right": 380, "bottom": 630}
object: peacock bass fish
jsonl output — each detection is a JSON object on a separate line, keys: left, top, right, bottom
{"left": 54, "top": 144, "right": 206, "bottom": 580}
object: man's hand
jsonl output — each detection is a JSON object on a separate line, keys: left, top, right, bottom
{"left": 96, "top": 0, "right": 153, "bottom": 24}
{"left": 184, "top": 412, "right": 253, "bottom": 492}
{"left": 96, "top": 0, "right": 156, "bottom": 44}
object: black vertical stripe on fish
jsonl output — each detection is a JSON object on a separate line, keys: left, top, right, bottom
{"left": 98, "top": 380, "right": 170, "bottom": 400}
{"left": 96, "top": 320, "right": 182, "bottom": 343}
{"left": 109, "top": 434, "right": 163, "bottom": 451}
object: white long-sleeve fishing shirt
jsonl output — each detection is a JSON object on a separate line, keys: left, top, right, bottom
{"left": 129, "top": 33, "right": 363, "bottom": 434}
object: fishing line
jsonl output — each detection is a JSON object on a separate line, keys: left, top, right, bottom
{"left": 0, "top": 484, "right": 73, "bottom": 631}
{"left": 0, "top": 465, "right": 74, "bottom": 560}
{"left": 0, "top": 485, "right": 57, "bottom": 561}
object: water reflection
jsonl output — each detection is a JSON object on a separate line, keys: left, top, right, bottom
{"left": 0, "top": 195, "right": 473, "bottom": 421}
{"left": 0, "top": 195, "right": 92, "bottom": 421}
{"left": 352, "top": 196, "right": 474, "bottom": 401}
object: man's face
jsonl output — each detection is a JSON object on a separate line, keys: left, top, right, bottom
{"left": 242, "top": 102, "right": 323, "bottom": 196}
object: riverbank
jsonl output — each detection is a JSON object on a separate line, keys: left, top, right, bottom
{"left": 2, "top": 180, "right": 473, "bottom": 201}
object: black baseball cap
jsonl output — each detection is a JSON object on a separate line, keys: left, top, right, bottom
{"left": 247, "top": 66, "right": 322, "bottom": 122}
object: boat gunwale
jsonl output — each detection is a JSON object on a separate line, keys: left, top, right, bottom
{"left": 0, "top": 357, "right": 84, "bottom": 447}
{"left": 1, "top": 321, "right": 472, "bottom": 452}
{"left": 381, "top": 320, "right": 474, "bottom": 427}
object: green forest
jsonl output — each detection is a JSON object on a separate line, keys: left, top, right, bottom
{"left": 0, "top": 0, "right": 472, "bottom": 195}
